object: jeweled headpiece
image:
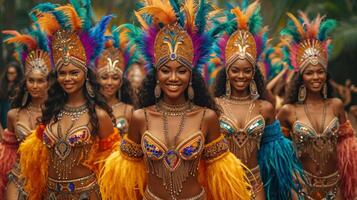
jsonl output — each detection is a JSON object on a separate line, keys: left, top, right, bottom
{"left": 3, "top": 28, "right": 51, "bottom": 76}
{"left": 31, "top": 1, "right": 112, "bottom": 72}
{"left": 213, "top": 0, "right": 267, "bottom": 70}
{"left": 95, "top": 25, "right": 139, "bottom": 76}
{"left": 280, "top": 11, "right": 336, "bottom": 73}
{"left": 128, "top": 0, "right": 220, "bottom": 71}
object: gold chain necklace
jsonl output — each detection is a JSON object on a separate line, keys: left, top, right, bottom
{"left": 156, "top": 100, "right": 192, "bottom": 116}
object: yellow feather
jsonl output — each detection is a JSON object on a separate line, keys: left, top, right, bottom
{"left": 245, "top": 0, "right": 260, "bottom": 20}
{"left": 56, "top": 5, "right": 82, "bottom": 31}
{"left": 19, "top": 131, "right": 49, "bottom": 200}
{"left": 287, "top": 12, "right": 305, "bottom": 39}
{"left": 134, "top": 11, "right": 149, "bottom": 30}
{"left": 204, "top": 152, "right": 252, "bottom": 199}
{"left": 231, "top": 7, "right": 248, "bottom": 30}
{"left": 183, "top": 0, "right": 196, "bottom": 32}
{"left": 99, "top": 150, "right": 147, "bottom": 200}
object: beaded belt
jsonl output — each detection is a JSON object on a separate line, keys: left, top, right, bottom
{"left": 300, "top": 171, "right": 340, "bottom": 200}
{"left": 48, "top": 173, "right": 97, "bottom": 194}
{"left": 247, "top": 165, "right": 264, "bottom": 199}
{"left": 143, "top": 187, "right": 206, "bottom": 200}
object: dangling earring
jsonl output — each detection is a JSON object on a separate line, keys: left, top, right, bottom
{"left": 188, "top": 81, "right": 194, "bottom": 101}
{"left": 298, "top": 85, "right": 307, "bottom": 103}
{"left": 322, "top": 83, "right": 327, "bottom": 99}
{"left": 86, "top": 78, "right": 95, "bottom": 98}
{"left": 154, "top": 80, "right": 161, "bottom": 99}
{"left": 118, "top": 89, "right": 121, "bottom": 101}
{"left": 250, "top": 80, "right": 259, "bottom": 100}
{"left": 225, "top": 78, "right": 231, "bottom": 97}
{"left": 21, "top": 90, "right": 29, "bottom": 107}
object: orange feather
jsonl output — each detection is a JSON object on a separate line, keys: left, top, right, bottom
{"left": 287, "top": 12, "right": 305, "bottom": 39}
{"left": 134, "top": 11, "right": 148, "bottom": 30}
{"left": 4, "top": 35, "right": 37, "bottom": 51}
{"left": 231, "top": 7, "right": 248, "bottom": 30}
{"left": 56, "top": 5, "right": 82, "bottom": 31}
{"left": 2, "top": 30, "right": 21, "bottom": 37}
{"left": 37, "top": 13, "right": 61, "bottom": 36}
{"left": 138, "top": 6, "right": 176, "bottom": 27}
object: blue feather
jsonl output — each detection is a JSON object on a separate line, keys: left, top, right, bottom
{"left": 318, "top": 19, "right": 337, "bottom": 41}
{"left": 258, "top": 120, "right": 305, "bottom": 200}
{"left": 32, "top": 27, "right": 49, "bottom": 52}
{"left": 169, "top": 0, "right": 184, "bottom": 27}
{"left": 89, "top": 15, "right": 113, "bottom": 62}
{"left": 195, "top": 0, "right": 209, "bottom": 34}
{"left": 249, "top": 6, "right": 263, "bottom": 35}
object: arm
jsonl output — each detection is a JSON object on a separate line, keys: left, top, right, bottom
{"left": 277, "top": 104, "right": 294, "bottom": 138}
{"left": 266, "top": 67, "right": 288, "bottom": 91}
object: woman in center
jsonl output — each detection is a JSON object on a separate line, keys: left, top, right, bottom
{"left": 213, "top": 1, "right": 304, "bottom": 199}
{"left": 100, "top": 0, "right": 251, "bottom": 200}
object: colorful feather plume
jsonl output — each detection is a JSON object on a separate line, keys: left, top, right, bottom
{"left": 129, "top": 0, "right": 221, "bottom": 71}
{"left": 280, "top": 11, "right": 336, "bottom": 71}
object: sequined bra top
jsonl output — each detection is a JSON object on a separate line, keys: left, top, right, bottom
{"left": 43, "top": 123, "right": 93, "bottom": 180}
{"left": 220, "top": 115, "right": 265, "bottom": 163}
{"left": 292, "top": 117, "right": 339, "bottom": 165}
{"left": 141, "top": 109, "right": 206, "bottom": 198}
{"left": 15, "top": 122, "right": 33, "bottom": 142}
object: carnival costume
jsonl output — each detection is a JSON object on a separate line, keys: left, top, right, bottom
{"left": 99, "top": 0, "right": 251, "bottom": 200}
{"left": 18, "top": 1, "right": 119, "bottom": 199}
{"left": 281, "top": 11, "right": 357, "bottom": 199}
{"left": 95, "top": 25, "right": 139, "bottom": 135}
{"left": 212, "top": 1, "right": 304, "bottom": 199}
{"left": 0, "top": 27, "right": 51, "bottom": 198}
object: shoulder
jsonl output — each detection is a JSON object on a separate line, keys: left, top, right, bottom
{"left": 7, "top": 108, "right": 19, "bottom": 121}
{"left": 95, "top": 106, "right": 111, "bottom": 121}
{"left": 278, "top": 104, "right": 295, "bottom": 116}
{"left": 202, "top": 108, "right": 219, "bottom": 123}
{"left": 131, "top": 108, "right": 147, "bottom": 123}
{"left": 258, "top": 100, "right": 275, "bottom": 123}
{"left": 329, "top": 98, "right": 344, "bottom": 111}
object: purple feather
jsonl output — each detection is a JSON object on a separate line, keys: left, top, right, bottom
{"left": 254, "top": 35, "right": 263, "bottom": 58}
{"left": 142, "top": 27, "right": 158, "bottom": 70}
{"left": 79, "top": 32, "right": 95, "bottom": 66}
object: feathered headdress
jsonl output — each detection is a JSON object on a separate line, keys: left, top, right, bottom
{"left": 30, "top": 0, "right": 112, "bottom": 72}
{"left": 2, "top": 26, "right": 51, "bottom": 76}
{"left": 280, "top": 11, "right": 336, "bottom": 73}
{"left": 213, "top": 0, "right": 267, "bottom": 70}
{"left": 126, "top": 0, "right": 221, "bottom": 71}
{"left": 95, "top": 25, "right": 139, "bottom": 76}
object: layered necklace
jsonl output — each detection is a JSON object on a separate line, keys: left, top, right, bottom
{"left": 155, "top": 100, "right": 196, "bottom": 199}
{"left": 223, "top": 94, "right": 252, "bottom": 105}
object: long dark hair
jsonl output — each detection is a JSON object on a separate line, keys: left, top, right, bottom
{"left": 213, "top": 65, "right": 267, "bottom": 100}
{"left": 11, "top": 71, "right": 53, "bottom": 109}
{"left": 117, "top": 77, "right": 134, "bottom": 105}
{"left": 138, "top": 68, "right": 220, "bottom": 115}
{"left": 41, "top": 68, "right": 114, "bottom": 135}
{"left": 284, "top": 72, "right": 334, "bottom": 104}
{"left": 0, "top": 61, "right": 24, "bottom": 100}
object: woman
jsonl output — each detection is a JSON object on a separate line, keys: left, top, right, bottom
{"left": 0, "top": 61, "right": 23, "bottom": 128}
{"left": 18, "top": 3, "right": 119, "bottom": 199}
{"left": 95, "top": 25, "right": 137, "bottom": 135}
{"left": 99, "top": 0, "right": 251, "bottom": 199}
{"left": 213, "top": 1, "right": 304, "bottom": 199}
{"left": 0, "top": 27, "right": 52, "bottom": 199}
{"left": 278, "top": 12, "right": 357, "bottom": 200}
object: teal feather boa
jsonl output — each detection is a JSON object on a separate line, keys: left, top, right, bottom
{"left": 258, "top": 120, "right": 305, "bottom": 200}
